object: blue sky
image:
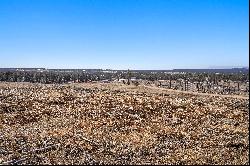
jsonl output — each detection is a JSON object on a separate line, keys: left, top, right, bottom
{"left": 0, "top": 0, "right": 249, "bottom": 69}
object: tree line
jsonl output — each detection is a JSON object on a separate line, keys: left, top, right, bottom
{"left": 0, "top": 70, "right": 248, "bottom": 84}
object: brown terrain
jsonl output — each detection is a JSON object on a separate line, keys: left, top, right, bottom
{"left": 0, "top": 82, "right": 249, "bottom": 165}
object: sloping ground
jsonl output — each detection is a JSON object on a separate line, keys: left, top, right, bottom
{"left": 69, "top": 82, "right": 249, "bottom": 99}
{"left": 0, "top": 82, "right": 249, "bottom": 165}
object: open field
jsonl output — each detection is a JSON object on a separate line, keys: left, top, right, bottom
{"left": 0, "top": 82, "right": 249, "bottom": 165}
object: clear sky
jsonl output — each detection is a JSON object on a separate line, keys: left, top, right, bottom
{"left": 0, "top": 0, "right": 249, "bottom": 69}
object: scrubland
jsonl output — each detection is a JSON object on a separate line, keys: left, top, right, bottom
{"left": 0, "top": 82, "right": 249, "bottom": 165}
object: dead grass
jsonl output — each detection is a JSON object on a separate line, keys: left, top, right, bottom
{"left": 0, "top": 82, "right": 249, "bottom": 165}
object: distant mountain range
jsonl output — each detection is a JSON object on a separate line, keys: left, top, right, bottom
{"left": 171, "top": 67, "right": 249, "bottom": 73}
{"left": 0, "top": 67, "right": 248, "bottom": 74}
{"left": 208, "top": 66, "right": 249, "bottom": 69}
{"left": 0, "top": 68, "right": 46, "bottom": 72}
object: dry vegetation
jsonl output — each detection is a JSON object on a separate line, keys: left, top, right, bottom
{"left": 0, "top": 82, "right": 249, "bottom": 165}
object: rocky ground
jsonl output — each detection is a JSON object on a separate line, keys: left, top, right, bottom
{"left": 0, "top": 82, "right": 249, "bottom": 165}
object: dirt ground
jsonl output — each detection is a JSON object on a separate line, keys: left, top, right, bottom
{"left": 68, "top": 82, "right": 249, "bottom": 99}
{"left": 0, "top": 82, "right": 249, "bottom": 165}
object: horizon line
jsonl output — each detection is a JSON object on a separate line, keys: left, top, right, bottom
{"left": 0, "top": 67, "right": 249, "bottom": 70}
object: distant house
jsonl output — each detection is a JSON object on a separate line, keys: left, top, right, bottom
{"left": 158, "top": 80, "right": 168, "bottom": 86}
{"left": 131, "top": 77, "right": 137, "bottom": 81}
{"left": 101, "top": 79, "right": 110, "bottom": 83}
{"left": 117, "top": 78, "right": 127, "bottom": 82}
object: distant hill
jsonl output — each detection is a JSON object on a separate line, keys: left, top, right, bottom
{"left": 0, "top": 68, "right": 46, "bottom": 72}
{"left": 0, "top": 67, "right": 248, "bottom": 74}
{"left": 171, "top": 68, "right": 249, "bottom": 74}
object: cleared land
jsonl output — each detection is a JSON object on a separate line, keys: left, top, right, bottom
{"left": 0, "top": 82, "right": 249, "bottom": 165}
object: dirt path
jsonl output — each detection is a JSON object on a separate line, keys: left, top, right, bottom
{"left": 147, "top": 85, "right": 249, "bottom": 99}
{"left": 70, "top": 83, "right": 249, "bottom": 100}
